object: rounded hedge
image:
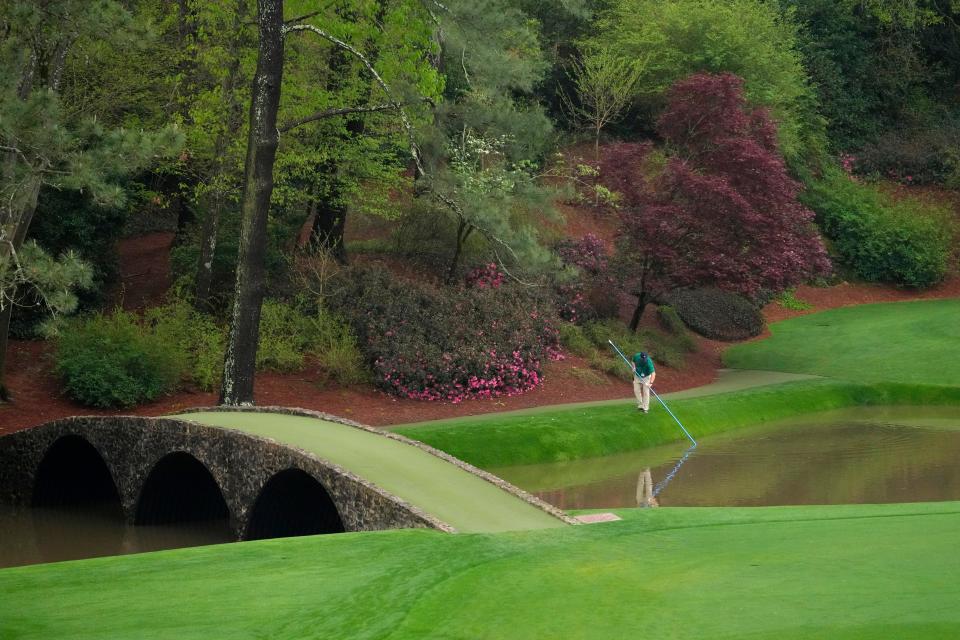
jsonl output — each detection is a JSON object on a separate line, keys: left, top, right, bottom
{"left": 668, "top": 288, "right": 764, "bottom": 341}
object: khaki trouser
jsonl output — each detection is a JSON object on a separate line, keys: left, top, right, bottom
{"left": 633, "top": 376, "right": 651, "bottom": 411}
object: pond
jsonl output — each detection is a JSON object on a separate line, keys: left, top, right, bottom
{"left": 0, "top": 502, "right": 233, "bottom": 569}
{"left": 491, "top": 407, "right": 960, "bottom": 510}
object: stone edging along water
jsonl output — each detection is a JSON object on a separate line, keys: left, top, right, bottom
{"left": 172, "top": 406, "right": 579, "bottom": 527}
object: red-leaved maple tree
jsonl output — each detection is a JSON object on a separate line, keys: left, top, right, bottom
{"left": 607, "top": 72, "right": 831, "bottom": 330}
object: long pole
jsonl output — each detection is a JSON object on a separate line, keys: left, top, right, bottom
{"left": 608, "top": 340, "right": 697, "bottom": 447}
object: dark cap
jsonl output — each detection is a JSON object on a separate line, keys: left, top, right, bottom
{"left": 639, "top": 352, "right": 648, "bottom": 359}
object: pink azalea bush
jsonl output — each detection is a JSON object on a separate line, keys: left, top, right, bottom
{"left": 465, "top": 262, "right": 505, "bottom": 288}
{"left": 331, "top": 266, "right": 562, "bottom": 402}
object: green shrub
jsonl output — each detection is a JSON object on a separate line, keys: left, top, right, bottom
{"left": 776, "top": 289, "right": 813, "bottom": 311}
{"left": 55, "top": 311, "right": 184, "bottom": 408}
{"left": 656, "top": 305, "right": 685, "bottom": 335}
{"left": 558, "top": 322, "right": 594, "bottom": 358}
{"left": 145, "top": 300, "right": 225, "bottom": 391}
{"left": 304, "top": 308, "right": 369, "bottom": 387}
{"left": 667, "top": 288, "right": 764, "bottom": 341}
{"left": 801, "top": 172, "right": 955, "bottom": 288}
{"left": 257, "top": 300, "right": 311, "bottom": 373}
{"left": 582, "top": 319, "right": 693, "bottom": 369}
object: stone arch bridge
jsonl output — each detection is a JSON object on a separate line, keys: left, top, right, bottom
{"left": 0, "top": 408, "right": 571, "bottom": 541}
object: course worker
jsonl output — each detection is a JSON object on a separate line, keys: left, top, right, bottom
{"left": 632, "top": 351, "right": 656, "bottom": 413}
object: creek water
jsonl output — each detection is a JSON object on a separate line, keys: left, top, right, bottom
{"left": 0, "top": 502, "right": 233, "bottom": 569}
{"left": 3, "top": 406, "right": 958, "bottom": 569}
{"left": 492, "top": 407, "right": 960, "bottom": 511}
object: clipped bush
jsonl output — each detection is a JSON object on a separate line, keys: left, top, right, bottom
{"left": 667, "top": 288, "right": 764, "bottom": 341}
{"left": 145, "top": 300, "right": 225, "bottom": 391}
{"left": 55, "top": 311, "right": 184, "bottom": 408}
{"left": 801, "top": 172, "right": 955, "bottom": 288}
{"left": 329, "top": 266, "right": 561, "bottom": 402}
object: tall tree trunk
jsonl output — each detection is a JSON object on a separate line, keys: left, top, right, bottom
{"left": 446, "top": 220, "right": 473, "bottom": 284}
{"left": 0, "top": 40, "right": 45, "bottom": 401}
{"left": 629, "top": 291, "right": 649, "bottom": 332}
{"left": 0, "top": 303, "right": 12, "bottom": 401}
{"left": 219, "top": 0, "right": 284, "bottom": 406}
{"left": 310, "top": 161, "right": 347, "bottom": 263}
{"left": 193, "top": 194, "right": 221, "bottom": 308}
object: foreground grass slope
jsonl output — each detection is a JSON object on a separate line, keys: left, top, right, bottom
{"left": 1, "top": 503, "right": 958, "bottom": 639}
{"left": 725, "top": 299, "right": 960, "bottom": 384}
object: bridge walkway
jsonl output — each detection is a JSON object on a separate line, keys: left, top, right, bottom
{"left": 176, "top": 411, "right": 566, "bottom": 534}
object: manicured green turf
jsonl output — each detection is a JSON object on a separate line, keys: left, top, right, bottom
{"left": 1, "top": 502, "right": 958, "bottom": 639}
{"left": 725, "top": 299, "right": 960, "bottom": 385}
{"left": 176, "top": 411, "right": 564, "bottom": 533}
{"left": 396, "top": 380, "right": 960, "bottom": 467}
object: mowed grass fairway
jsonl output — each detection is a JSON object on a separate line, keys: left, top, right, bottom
{"left": 725, "top": 299, "right": 960, "bottom": 385}
{"left": 1, "top": 503, "right": 959, "bottom": 639}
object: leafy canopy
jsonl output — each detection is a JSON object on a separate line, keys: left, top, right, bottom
{"left": 591, "top": 0, "right": 821, "bottom": 165}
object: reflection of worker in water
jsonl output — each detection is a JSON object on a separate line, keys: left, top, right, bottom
{"left": 636, "top": 468, "right": 659, "bottom": 508}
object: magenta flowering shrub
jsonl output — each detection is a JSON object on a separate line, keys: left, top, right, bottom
{"left": 554, "top": 234, "right": 616, "bottom": 323}
{"left": 465, "top": 262, "right": 504, "bottom": 288}
{"left": 330, "top": 267, "right": 561, "bottom": 402}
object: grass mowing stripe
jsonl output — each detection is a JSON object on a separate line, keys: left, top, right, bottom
{"left": 725, "top": 298, "right": 960, "bottom": 384}
{"left": 177, "top": 411, "right": 563, "bottom": 532}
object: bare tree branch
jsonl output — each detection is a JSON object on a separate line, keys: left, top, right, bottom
{"left": 279, "top": 103, "right": 399, "bottom": 133}
{"left": 284, "top": 23, "right": 425, "bottom": 177}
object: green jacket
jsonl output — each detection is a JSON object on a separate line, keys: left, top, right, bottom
{"left": 632, "top": 353, "right": 655, "bottom": 378}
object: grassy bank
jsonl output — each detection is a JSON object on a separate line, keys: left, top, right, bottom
{"left": 725, "top": 298, "right": 960, "bottom": 384}
{"left": 2, "top": 502, "right": 958, "bottom": 639}
{"left": 396, "top": 380, "right": 960, "bottom": 467}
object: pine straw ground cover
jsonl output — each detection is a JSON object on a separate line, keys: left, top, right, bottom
{"left": 1, "top": 502, "right": 959, "bottom": 639}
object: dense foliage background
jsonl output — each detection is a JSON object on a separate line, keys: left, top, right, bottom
{"left": 2, "top": 0, "right": 958, "bottom": 405}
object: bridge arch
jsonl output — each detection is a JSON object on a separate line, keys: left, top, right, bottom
{"left": 32, "top": 435, "right": 121, "bottom": 508}
{"left": 135, "top": 452, "right": 231, "bottom": 529}
{"left": 245, "top": 468, "right": 346, "bottom": 540}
